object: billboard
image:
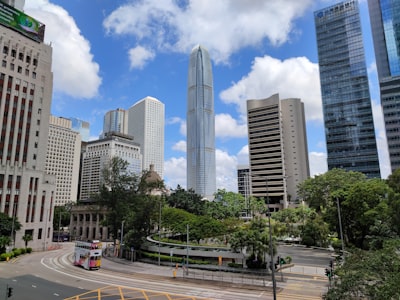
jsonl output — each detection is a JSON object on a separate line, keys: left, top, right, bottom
{"left": 0, "top": 2, "right": 45, "bottom": 43}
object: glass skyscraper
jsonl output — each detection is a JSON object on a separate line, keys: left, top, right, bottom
{"left": 314, "top": 0, "right": 381, "bottom": 178}
{"left": 368, "top": 0, "right": 400, "bottom": 173}
{"left": 187, "top": 45, "right": 216, "bottom": 199}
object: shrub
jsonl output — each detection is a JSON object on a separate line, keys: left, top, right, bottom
{"left": 20, "top": 248, "right": 26, "bottom": 254}
{"left": 26, "top": 247, "right": 32, "bottom": 253}
{"left": 13, "top": 248, "right": 21, "bottom": 256}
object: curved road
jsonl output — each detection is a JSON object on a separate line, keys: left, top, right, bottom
{"left": 0, "top": 243, "right": 328, "bottom": 299}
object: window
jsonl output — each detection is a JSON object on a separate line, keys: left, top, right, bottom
{"left": 18, "top": 52, "right": 23, "bottom": 61}
{"left": 33, "top": 58, "right": 37, "bottom": 66}
{"left": 3, "top": 46, "right": 8, "bottom": 54}
{"left": 2, "top": 60, "right": 6, "bottom": 67}
{"left": 32, "top": 72, "right": 36, "bottom": 79}
{"left": 10, "top": 63, "right": 14, "bottom": 71}
{"left": 17, "top": 66, "right": 22, "bottom": 73}
{"left": 11, "top": 49, "right": 16, "bottom": 58}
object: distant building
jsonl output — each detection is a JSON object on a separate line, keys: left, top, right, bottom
{"left": 314, "top": 0, "right": 381, "bottom": 178}
{"left": 46, "top": 116, "right": 81, "bottom": 206}
{"left": 0, "top": 1, "right": 56, "bottom": 250}
{"left": 70, "top": 117, "right": 90, "bottom": 142}
{"left": 79, "top": 133, "right": 142, "bottom": 201}
{"left": 186, "top": 45, "right": 216, "bottom": 200}
{"left": 102, "top": 108, "right": 129, "bottom": 138}
{"left": 128, "top": 96, "right": 164, "bottom": 179}
{"left": 247, "top": 94, "right": 309, "bottom": 211}
{"left": 368, "top": 0, "right": 400, "bottom": 173}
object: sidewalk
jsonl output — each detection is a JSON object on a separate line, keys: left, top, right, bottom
{"left": 102, "top": 254, "right": 325, "bottom": 290}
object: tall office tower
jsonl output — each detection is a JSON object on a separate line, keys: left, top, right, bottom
{"left": 247, "top": 94, "right": 310, "bottom": 211}
{"left": 368, "top": 0, "right": 400, "bottom": 173}
{"left": 70, "top": 117, "right": 90, "bottom": 142}
{"left": 0, "top": 3, "right": 56, "bottom": 250}
{"left": 186, "top": 45, "right": 216, "bottom": 200}
{"left": 46, "top": 116, "right": 81, "bottom": 206}
{"left": 128, "top": 96, "right": 164, "bottom": 179}
{"left": 102, "top": 108, "right": 129, "bottom": 138}
{"left": 314, "top": 1, "right": 381, "bottom": 178}
{"left": 79, "top": 133, "right": 142, "bottom": 201}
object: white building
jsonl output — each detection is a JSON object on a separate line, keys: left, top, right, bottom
{"left": 0, "top": 2, "right": 56, "bottom": 250}
{"left": 128, "top": 96, "right": 164, "bottom": 179}
{"left": 46, "top": 116, "right": 81, "bottom": 206}
{"left": 79, "top": 133, "right": 142, "bottom": 201}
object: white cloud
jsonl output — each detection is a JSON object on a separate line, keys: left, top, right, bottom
{"left": 216, "top": 149, "right": 239, "bottom": 192}
{"left": 103, "top": 0, "right": 313, "bottom": 64}
{"left": 172, "top": 140, "right": 186, "bottom": 152}
{"left": 25, "top": 0, "right": 101, "bottom": 98}
{"left": 164, "top": 156, "right": 186, "bottom": 190}
{"left": 215, "top": 113, "right": 247, "bottom": 138}
{"left": 128, "top": 46, "right": 155, "bottom": 69}
{"left": 309, "top": 152, "right": 327, "bottom": 177}
{"left": 220, "top": 55, "right": 322, "bottom": 122}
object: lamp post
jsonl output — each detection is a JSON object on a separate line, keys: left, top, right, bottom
{"left": 266, "top": 179, "right": 277, "bottom": 300}
{"left": 336, "top": 197, "right": 345, "bottom": 261}
{"left": 120, "top": 220, "right": 125, "bottom": 259}
{"left": 158, "top": 198, "right": 162, "bottom": 266}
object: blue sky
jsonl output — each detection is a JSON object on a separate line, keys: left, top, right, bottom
{"left": 24, "top": 0, "right": 390, "bottom": 192}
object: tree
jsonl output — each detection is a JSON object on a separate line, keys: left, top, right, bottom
{"left": 22, "top": 234, "right": 32, "bottom": 249}
{"left": 0, "top": 212, "right": 21, "bottom": 237}
{"left": 166, "top": 186, "right": 206, "bottom": 215}
{"left": 298, "top": 169, "right": 366, "bottom": 212}
{"left": 0, "top": 236, "right": 10, "bottom": 253}
{"left": 325, "top": 240, "right": 400, "bottom": 299}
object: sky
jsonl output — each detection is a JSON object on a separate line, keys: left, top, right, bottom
{"left": 23, "top": 0, "right": 391, "bottom": 193}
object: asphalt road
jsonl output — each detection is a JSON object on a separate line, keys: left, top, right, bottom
{"left": 0, "top": 243, "right": 329, "bottom": 299}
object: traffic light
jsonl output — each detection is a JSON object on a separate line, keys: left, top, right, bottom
{"left": 7, "top": 287, "right": 13, "bottom": 298}
{"left": 280, "top": 257, "right": 286, "bottom": 265}
{"left": 325, "top": 268, "right": 330, "bottom": 277}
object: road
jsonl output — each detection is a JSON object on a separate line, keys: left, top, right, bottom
{"left": 0, "top": 243, "right": 329, "bottom": 299}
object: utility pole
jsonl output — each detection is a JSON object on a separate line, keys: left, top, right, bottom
{"left": 266, "top": 178, "right": 277, "bottom": 300}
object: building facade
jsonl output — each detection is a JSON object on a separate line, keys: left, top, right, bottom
{"left": 46, "top": 116, "right": 81, "bottom": 206}
{"left": 103, "top": 108, "right": 129, "bottom": 138}
{"left": 314, "top": 0, "right": 381, "bottom": 178}
{"left": 186, "top": 45, "right": 216, "bottom": 200}
{"left": 128, "top": 96, "right": 164, "bottom": 179}
{"left": 0, "top": 2, "right": 56, "bottom": 250}
{"left": 79, "top": 133, "right": 142, "bottom": 201}
{"left": 70, "top": 117, "right": 90, "bottom": 142}
{"left": 368, "top": 0, "right": 400, "bottom": 173}
{"left": 247, "top": 94, "right": 310, "bottom": 210}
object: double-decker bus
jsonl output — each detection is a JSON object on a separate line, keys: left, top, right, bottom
{"left": 73, "top": 240, "right": 102, "bottom": 270}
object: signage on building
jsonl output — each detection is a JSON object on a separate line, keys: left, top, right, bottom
{"left": 0, "top": 1, "right": 45, "bottom": 42}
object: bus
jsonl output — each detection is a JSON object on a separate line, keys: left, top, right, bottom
{"left": 73, "top": 240, "right": 102, "bottom": 270}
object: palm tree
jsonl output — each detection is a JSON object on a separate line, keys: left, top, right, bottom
{"left": 22, "top": 234, "right": 32, "bottom": 249}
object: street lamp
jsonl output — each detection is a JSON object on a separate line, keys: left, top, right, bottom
{"left": 265, "top": 178, "right": 277, "bottom": 300}
{"left": 336, "top": 197, "right": 345, "bottom": 261}
{"left": 120, "top": 220, "right": 125, "bottom": 259}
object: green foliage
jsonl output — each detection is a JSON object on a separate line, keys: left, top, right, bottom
{"left": 0, "top": 212, "right": 21, "bottom": 237}
{"left": 13, "top": 248, "right": 21, "bottom": 256}
{"left": 301, "top": 212, "right": 330, "bottom": 247}
{"left": 53, "top": 204, "right": 72, "bottom": 231}
{"left": 325, "top": 240, "right": 400, "bottom": 299}
{"left": 166, "top": 186, "right": 206, "bottom": 215}
{"left": 22, "top": 234, "right": 33, "bottom": 249}
{"left": 0, "top": 235, "right": 11, "bottom": 253}
{"left": 26, "top": 247, "right": 32, "bottom": 253}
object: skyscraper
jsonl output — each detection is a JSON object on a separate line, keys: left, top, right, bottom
{"left": 0, "top": 2, "right": 56, "bottom": 250}
{"left": 46, "top": 116, "right": 81, "bottom": 206}
{"left": 247, "top": 94, "right": 310, "bottom": 210}
{"left": 128, "top": 96, "right": 164, "bottom": 179}
{"left": 70, "top": 117, "right": 90, "bottom": 142}
{"left": 368, "top": 0, "right": 400, "bottom": 173}
{"left": 187, "top": 45, "right": 216, "bottom": 200}
{"left": 314, "top": 0, "right": 381, "bottom": 178}
{"left": 103, "top": 108, "right": 129, "bottom": 138}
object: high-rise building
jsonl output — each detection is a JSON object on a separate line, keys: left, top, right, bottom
{"left": 368, "top": 0, "right": 400, "bottom": 173}
{"left": 186, "top": 45, "right": 216, "bottom": 200}
{"left": 128, "top": 96, "right": 164, "bottom": 179}
{"left": 1, "top": 0, "right": 24, "bottom": 10}
{"left": 103, "top": 108, "right": 129, "bottom": 138}
{"left": 247, "top": 94, "right": 310, "bottom": 211}
{"left": 46, "top": 116, "right": 81, "bottom": 206}
{"left": 79, "top": 133, "right": 142, "bottom": 201}
{"left": 70, "top": 117, "right": 90, "bottom": 142}
{"left": 0, "top": 2, "right": 56, "bottom": 250}
{"left": 314, "top": 0, "right": 381, "bottom": 178}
